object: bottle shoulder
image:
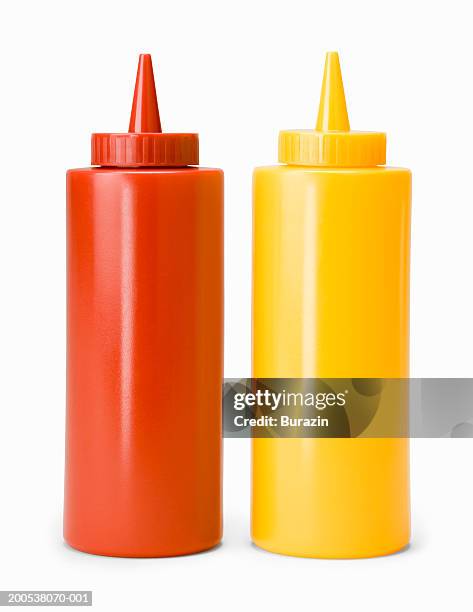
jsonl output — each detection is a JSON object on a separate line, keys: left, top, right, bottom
{"left": 67, "top": 166, "right": 223, "bottom": 176}
{"left": 254, "top": 164, "right": 410, "bottom": 176}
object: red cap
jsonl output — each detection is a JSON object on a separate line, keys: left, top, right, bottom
{"left": 91, "top": 54, "right": 199, "bottom": 167}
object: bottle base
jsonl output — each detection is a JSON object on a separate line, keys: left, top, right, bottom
{"left": 252, "top": 537, "right": 410, "bottom": 560}
{"left": 64, "top": 536, "right": 222, "bottom": 559}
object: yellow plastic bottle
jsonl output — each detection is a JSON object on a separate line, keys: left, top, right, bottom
{"left": 252, "top": 52, "right": 411, "bottom": 558}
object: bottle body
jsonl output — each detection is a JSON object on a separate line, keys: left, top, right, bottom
{"left": 65, "top": 166, "right": 223, "bottom": 557}
{"left": 252, "top": 165, "right": 411, "bottom": 558}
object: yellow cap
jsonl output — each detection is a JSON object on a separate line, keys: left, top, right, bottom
{"left": 278, "top": 52, "right": 386, "bottom": 167}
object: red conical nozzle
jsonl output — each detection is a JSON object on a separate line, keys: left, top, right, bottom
{"left": 128, "top": 54, "right": 162, "bottom": 133}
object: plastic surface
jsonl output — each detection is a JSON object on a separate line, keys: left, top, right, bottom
{"left": 252, "top": 53, "right": 411, "bottom": 559}
{"left": 128, "top": 54, "right": 161, "bottom": 133}
{"left": 278, "top": 53, "right": 386, "bottom": 167}
{"left": 65, "top": 56, "right": 223, "bottom": 557}
{"left": 91, "top": 55, "right": 198, "bottom": 167}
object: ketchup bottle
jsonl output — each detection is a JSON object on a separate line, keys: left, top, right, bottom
{"left": 65, "top": 54, "right": 223, "bottom": 557}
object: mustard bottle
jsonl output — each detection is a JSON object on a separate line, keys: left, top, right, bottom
{"left": 252, "top": 52, "right": 411, "bottom": 558}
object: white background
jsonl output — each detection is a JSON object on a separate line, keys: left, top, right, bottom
{"left": 1, "top": 0, "right": 472, "bottom": 610}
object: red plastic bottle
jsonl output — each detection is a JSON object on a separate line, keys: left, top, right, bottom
{"left": 64, "top": 55, "right": 223, "bottom": 557}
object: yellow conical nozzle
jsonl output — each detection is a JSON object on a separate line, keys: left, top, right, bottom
{"left": 278, "top": 51, "right": 386, "bottom": 166}
{"left": 315, "top": 52, "right": 350, "bottom": 132}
